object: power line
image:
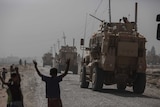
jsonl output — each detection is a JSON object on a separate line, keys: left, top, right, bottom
{"left": 94, "top": 0, "right": 103, "bottom": 14}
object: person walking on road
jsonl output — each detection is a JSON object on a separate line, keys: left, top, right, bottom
{"left": 33, "top": 59, "right": 70, "bottom": 107}
{"left": 1, "top": 67, "right": 7, "bottom": 88}
{"left": 0, "top": 66, "right": 24, "bottom": 107}
{"left": 10, "top": 65, "right": 15, "bottom": 76}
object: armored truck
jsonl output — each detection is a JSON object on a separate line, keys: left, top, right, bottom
{"left": 55, "top": 45, "right": 78, "bottom": 74}
{"left": 42, "top": 52, "right": 53, "bottom": 67}
{"left": 80, "top": 3, "right": 146, "bottom": 94}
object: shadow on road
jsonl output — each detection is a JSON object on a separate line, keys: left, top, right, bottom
{"left": 97, "top": 88, "right": 160, "bottom": 100}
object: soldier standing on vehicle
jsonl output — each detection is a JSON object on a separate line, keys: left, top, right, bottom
{"left": 33, "top": 59, "right": 70, "bottom": 107}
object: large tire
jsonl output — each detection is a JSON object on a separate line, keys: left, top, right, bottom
{"left": 133, "top": 73, "right": 146, "bottom": 94}
{"left": 92, "top": 66, "right": 104, "bottom": 91}
{"left": 80, "top": 66, "right": 89, "bottom": 88}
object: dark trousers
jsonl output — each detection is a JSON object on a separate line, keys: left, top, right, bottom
{"left": 2, "top": 77, "right": 5, "bottom": 88}
{"left": 48, "top": 98, "right": 62, "bottom": 107}
{"left": 7, "top": 104, "right": 10, "bottom": 107}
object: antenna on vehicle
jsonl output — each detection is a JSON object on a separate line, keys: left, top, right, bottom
{"left": 50, "top": 46, "right": 53, "bottom": 54}
{"left": 53, "top": 44, "right": 56, "bottom": 54}
{"left": 73, "top": 38, "right": 75, "bottom": 47}
{"left": 109, "top": 0, "right": 111, "bottom": 23}
{"left": 135, "top": 2, "right": 138, "bottom": 32}
{"left": 63, "top": 32, "right": 66, "bottom": 46}
{"left": 57, "top": 39, "right": 60, "bottom": 50}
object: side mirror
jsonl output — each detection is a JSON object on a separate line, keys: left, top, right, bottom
{"left": 157, "top": 24, "right": 160, "bottom": 40}
{"left": 156, "top": 14, "right": 160, "bottom": 22}
{"left": 156, "top": 14, "right": 160, "bottom": 40}
{"left": 80, "top": 38, "right": 84, "bottom": 45}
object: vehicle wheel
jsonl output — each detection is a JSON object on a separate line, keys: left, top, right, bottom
{"left": 92, "top": 66, "right": 104, "bottom": 91}
{"left": 133, "top": 73, "right": 146, "bottom": 94}
{"left": 80, "top": 66, "right": 89, "bottom": 88}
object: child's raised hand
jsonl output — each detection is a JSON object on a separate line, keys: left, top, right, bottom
{"left": 33, "top": 60, "right": 37, "bottom": 66}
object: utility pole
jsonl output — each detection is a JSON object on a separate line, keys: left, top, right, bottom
{"left": 53, "top": 44, "right": 56, "bottom": 55}
{"left": 82, "top": 13, "right": 87, "bottom": 59}
{"left": 50, "top": 46, "right": 53, "bottom": 54}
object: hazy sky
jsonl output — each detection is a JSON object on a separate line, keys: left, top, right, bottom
{"left": 0, "top": 0, "right": 160, "bottom": 58}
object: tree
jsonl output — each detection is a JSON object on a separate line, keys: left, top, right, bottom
{"left": 146, "top": 46, "right": 160, "bottom": 65}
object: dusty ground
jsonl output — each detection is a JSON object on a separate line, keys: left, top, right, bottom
{"left": 0, "top": 65, "right": 160, "bottom": 107}
{"left": 0, "top": 65, "right": 12, "bottom": 107}
{"left": 0, "top": 65, "right": 36, "bottom": 107}
{"left": 146, "top": 67, "right": 160, "bottom": 88}
{"left": 0, "top": 88, "right": 7, "bottom": 107}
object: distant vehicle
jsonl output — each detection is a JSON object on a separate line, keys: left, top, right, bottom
{"left": 55, "top": 45, "right": 78, "bottom": 74}
{"left": 156, "top": 14, "right": 160, "bottom": 40}
{"left": 42, "top": 52, "right": 53, "bottom": 67}
{"left": 80, "top": 2, "right": 146, "bottom": 94}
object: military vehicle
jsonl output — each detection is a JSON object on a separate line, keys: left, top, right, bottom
{"left": 80, "top": 2, "right": 146, "bottom": 94}
{"left": 42, "top": 52, "right": 53, "bottom": 67}
{"left": 55, "top": 45, "right": 78, "bottom": 74}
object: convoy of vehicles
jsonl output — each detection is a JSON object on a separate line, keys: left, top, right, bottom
{"left": 40, "top": 2, "right": 160, "bottom": 95}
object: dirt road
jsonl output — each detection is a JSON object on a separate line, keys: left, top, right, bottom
{"left": 1, "top": 66, "right": 160, "bottom": 107}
